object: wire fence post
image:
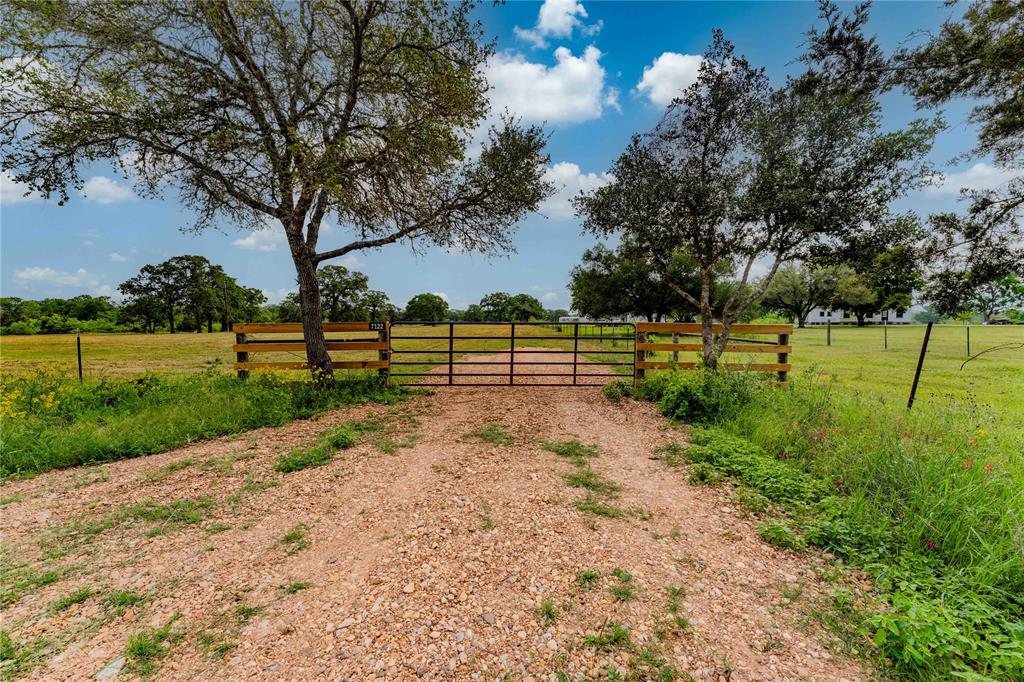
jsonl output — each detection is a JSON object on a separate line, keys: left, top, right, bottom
{"left": 907, "top": 321, "right": 933, "bottom": 410}
{"left": 967, "top": 324, "right": 971, "bottom": 357}
{"left": 76, "top": 330, "right": 83, "bottom": 382}
{"left": 826, "top": 314, "right": 832, "bottom": 347}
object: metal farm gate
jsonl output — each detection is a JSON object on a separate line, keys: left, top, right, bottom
{"left": 388, "top": 321, "right": 635, "bottom": 387}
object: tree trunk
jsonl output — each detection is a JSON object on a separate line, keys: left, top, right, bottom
{"left": 168, "top": 308, "right": 175, "bottom": 334}
{"left": 292, "top": 248, "right": 334, "bottom": 384}
{"left": 207, "top": 317, "right": 213, "bottom": 333}
{"left": 699, "top": 270, "right": 716, "bottom": 368}
{"left": 856, "top": 312, "right": 866, "bottom": 326}
{"left": 797, "top": 314, "right": 807, "bottom": 328}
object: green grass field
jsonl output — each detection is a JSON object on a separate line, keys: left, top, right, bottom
{"left": 2, "top": 323, "right": 1019, "bottom": 422}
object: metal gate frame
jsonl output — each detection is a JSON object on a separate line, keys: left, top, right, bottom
{"left": 388, "top": 321, "right": 635, "bottom": 387}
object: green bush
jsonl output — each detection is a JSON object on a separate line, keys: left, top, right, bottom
{"left": 0, "top": 369, "right": 404, "bottom": 477}
{"left": 601, "top": 380, "right": 628, "bottom": 402}
{"left": 641, "top": 367, "right": 767, "bottom": 423}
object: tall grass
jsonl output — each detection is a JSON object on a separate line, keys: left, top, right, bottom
{"left": 0, "top": 368, "right": 405, "bottom": 477}
{"left": 635, "top": 369, "right": 1024, "bottom": 679}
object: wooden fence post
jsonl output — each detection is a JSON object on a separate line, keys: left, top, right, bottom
{"left": 671, "top": 331, "right": 679, "bottom": 364}
{"left": 236, "top": 330, "right": 249, "bottom": 379}
{"left": 378, "top": 323, "right": 390, "bottom": 386}
{"left": 635, "top": 330, "right": 646, "bottom": 383}
{"left": 777, "top": 332, "right": 789, "bottom": 384}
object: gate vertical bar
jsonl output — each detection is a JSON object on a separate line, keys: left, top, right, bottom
{"left": 448, "top": 322, "right": 454, "bottom": 385}
{"left": 509, "top": 322, "right": 515, "bottom": 385}
{"left": 378, "top": 323, "right": 390, "bottom": 386}
{"left": 572, "top": 322, "right": 579, "bottom": 385}
{"left": 236, "top": 330, "right": 249, "bottom": 379}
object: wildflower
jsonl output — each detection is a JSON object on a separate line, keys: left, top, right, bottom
{"left": 777, "top": 450, "right": 788, "bottom": 460}
{"left": 976, "top": 428, "right": 987, "bottom": 439}
{"left": 963, "top": 460, "right": 973, "bottom": 469}
{"left": 926, "top": 539, "right": 937, "bottom": 551}
{"left": 833, "top": 479, "right": 842, "bottom": 490}
{"left": 984, "top": 463, "right": 994, "bottom": 473}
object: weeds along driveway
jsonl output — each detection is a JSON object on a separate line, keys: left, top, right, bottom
{"left": 1, "top": 351, "right": 867, "bottom": 681}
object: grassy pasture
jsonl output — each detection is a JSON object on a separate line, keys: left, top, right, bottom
{"left": 0, "top": 323, "right": 637, "bottom": 380}
{"left": 639, "top": 324, "right": 1024, "bottom": 426}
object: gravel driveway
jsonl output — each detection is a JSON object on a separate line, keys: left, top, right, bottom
{"left": 1, "top": 352, "right": 867, "bottom": 681}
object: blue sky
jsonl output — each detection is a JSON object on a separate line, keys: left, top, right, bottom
{"left": 1, "top": 0, "right": 1009, "bottom": 311}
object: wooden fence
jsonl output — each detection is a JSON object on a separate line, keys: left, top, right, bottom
{"left": 232, "top": 322, "right": 389, "bottom": 380}
{"left": 633, "top": 322, "right": 792, "bottom": 382}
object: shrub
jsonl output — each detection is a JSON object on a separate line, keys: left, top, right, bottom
{"left": 602, "top": 380, "right": 629, "bottom": 402}
{"left": 641, "top": 368, "right": 767, "bottom": 423}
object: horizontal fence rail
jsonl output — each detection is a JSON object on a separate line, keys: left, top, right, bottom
{"left": 634, "top": 322, "right": 792, "bottom": 383}
{"left": 233, "top": 322, "right": 389, "bottom": 379}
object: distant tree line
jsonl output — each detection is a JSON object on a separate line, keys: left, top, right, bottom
{"left": 1, "top": 253, "right": 572, "bottom": 334}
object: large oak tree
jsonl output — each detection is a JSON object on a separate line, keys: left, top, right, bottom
{"left": 1, "top": 0, "right": 552, "bottom": 382}
{"left": 575, "top": 31, "right": 935, "bottom": 367}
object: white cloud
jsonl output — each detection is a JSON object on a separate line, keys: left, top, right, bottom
{"left": 82, "top": 240, "right": 94, "bottom": 247}
{"left": 541, "top": 291, "right": 560, "bottom": 304}
{"left": 514, "top": 0, "right": 601, "bottom": 48}
{"left": 80, "top": 175, "right": 134, "bottom": 203}
{"left": 540, "top": 161, "right": 614, "bottom": 220}
{"left": 636, "top": 52, "right": 703, "bottom": 106}
{"left": 233, "top": 226, "right": 285, "bottom": 252}
{"left": 109, "top": 252, "right": 128, "bottom": 262}
{"left": 13, "top": 266, "right": 115, "bottom": 297}
{"left": 1, "top": 169, "right": 42, "bottom": 205}
{"left": 337, "top": 253, "right": 363, "bottom": 269}
{"left": 926, "top": 163, "right": 1017, "bottom": 195}
{"left": 432, "top": 291, "right": 449, "bottom": 302}
{"left": 262, "top": 287, "right": 295, "bottom": 304}
{"left": 486, "top": 46, "right": 612, "bottom": 125}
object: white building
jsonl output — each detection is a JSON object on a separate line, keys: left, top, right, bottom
{"left": 806, "top": 307, "right": 911, "bottom": 325}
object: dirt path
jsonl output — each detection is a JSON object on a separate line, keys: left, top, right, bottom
{"left": 1, "top": 352, "right": 867, "bottom": 681}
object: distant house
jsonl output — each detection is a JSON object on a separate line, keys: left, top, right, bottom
{"left": 806, "top": 307, "right": 911, "bottom": 325}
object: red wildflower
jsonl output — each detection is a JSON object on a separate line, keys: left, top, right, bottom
{"left": 927, "top": 540, "right": 938, "bottom": 551}
{"left": 984, "top": 463, "right": 994, "bottom": 473}
{"left": 963, "top": 460, "right": 973, "bottom": 469}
